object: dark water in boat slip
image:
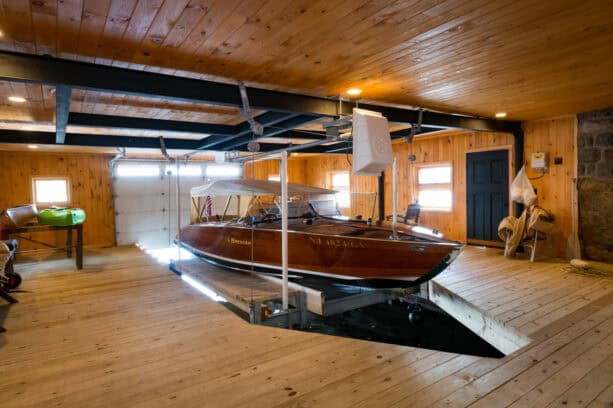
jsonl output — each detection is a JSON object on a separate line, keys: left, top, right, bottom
{"left": 227, "top": 294, "right": 503, "bottom": 358}
{"left": 299, "top": 296, "right": 504, "bottom": 359}
{"left": 171, "top": 262, "right": 503, "bottom": 358}
{"left": 287, "top": 277, "right": 504, "bottom": 358}
{"left": 218, "top": 276, "right": 504, "bottom": 358}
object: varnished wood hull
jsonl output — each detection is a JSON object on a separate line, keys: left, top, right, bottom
{"left": 179, "top": 221, "right": 463, "bottom": 288}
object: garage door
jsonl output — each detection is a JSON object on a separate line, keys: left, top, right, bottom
{"left": 112, "top": 160, "right": 241, "bottom": 250}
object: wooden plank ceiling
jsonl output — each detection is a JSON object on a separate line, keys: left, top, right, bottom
{"left": 0, "top": 0, "right": 611, "bottom": 132}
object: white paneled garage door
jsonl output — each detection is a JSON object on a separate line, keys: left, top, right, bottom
{"left": 112, "top": 160, "right": 241, "bottom": 250}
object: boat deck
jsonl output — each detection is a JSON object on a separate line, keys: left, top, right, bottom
{"left": 2, "top": 246, "right": 613, "bottom": 407}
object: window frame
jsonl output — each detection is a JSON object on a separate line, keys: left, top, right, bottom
{"left": 32, "top": 176, "right": 72, "bottom": 207}
{"left": 165, "top": 163, "right": 203, "bottom": 177}
{"left": 327, "top": 170, "right": 351, "bottom": 209}
{"left": 413, "top": 162, "right": 453, "bottom": 212}
{"left": 114, "top": 162, "right": 161, "bottom": 178}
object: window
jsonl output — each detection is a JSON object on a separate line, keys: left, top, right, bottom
{"left": 115, "top": 163, "right": 160, "bottom": 177}
{"left": 415, "top": 164, "right": 452, "bottom": 211}
{"left": 165, "top": 164, "right": 203, "bottom": 177}
{"left": 329, "top": 171, "right": 350, "bottom": 208}
{"left": 268, "top": 174, "right": 280, "bottom": 182}
{"left": 205, "top": 164, "right": 241, "bottom": 179}
{"left": 32, "top": 177, "right": 70, "bottom": 206}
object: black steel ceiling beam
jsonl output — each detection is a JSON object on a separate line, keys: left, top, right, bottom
{"left": 0, "top": 51, "right": 335, "bottom": 115}
{"left": 321, "top": 141, "right": 352, "bottom": 154}
{"left": 0, "top": 129, "right": 201, "bottom": 150}
{"left": 68, "top": 112, "right": 237, "bottom": 135}
{"left": 217, "top": 114, "right": 322, "bottom": 150}
{"left": 198, "top": 111, "right": 301, "bottom": 149}
{"left": 65, "top": 133, "right": 200, "bottom": 149}
{"left": 260, "top": 129, "right": 327, "bottom": 140}
{"left": 255, "top": 142, "right": 332, "bottom": 154}
{"left": 55, "top": 85, "right": 71, "bottom": 144}
{"left": 319, "top": 126, "right": 443, "bottom": 154}
{"left": 388, "top": 126, "right": 442, "bottom": 138}
{"left": 0, "top": 51, "right": 521, "bottom": 133}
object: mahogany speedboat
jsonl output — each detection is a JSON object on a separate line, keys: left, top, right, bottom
{"left": 179, "top": 179, "right": 463, "bottom": 288}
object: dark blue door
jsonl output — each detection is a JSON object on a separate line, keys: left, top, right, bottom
{"left": 466, "top": 150, "right": 509, "bottom": 242}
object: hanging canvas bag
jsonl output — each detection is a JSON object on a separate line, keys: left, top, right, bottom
{"left": 510, "top": 165, "right": 537, "bottom": 206}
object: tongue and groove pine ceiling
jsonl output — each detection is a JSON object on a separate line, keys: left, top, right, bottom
{"left": 0, "top": 0, "right": 612, "bottom": 130}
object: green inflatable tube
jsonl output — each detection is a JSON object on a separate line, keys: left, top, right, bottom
{"left": 37, "top": 208, "right": 86, "bottom": 227}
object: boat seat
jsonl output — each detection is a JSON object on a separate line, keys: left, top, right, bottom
{"left": 386, "top": 202, "right": 421, "bottom": 225}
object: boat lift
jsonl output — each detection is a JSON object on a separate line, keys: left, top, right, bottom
{"left": 170, "top": 256, "right": 422, "bottom": 329}
{"left": 171, "top": 148, "right": 426, "bottom": 329}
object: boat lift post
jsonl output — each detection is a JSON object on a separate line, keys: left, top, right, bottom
{"left": 176, "top": 158, "right": 182, "bottom": 262}
{"left": 391, "top": 157, "right": 398, "bottom": 239}
{"left": 280, "top": 150, "right": 289, "bottom": 311}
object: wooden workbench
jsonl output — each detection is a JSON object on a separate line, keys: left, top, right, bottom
{"left": 9, "top": 223, "right": 83, "bottom": 269}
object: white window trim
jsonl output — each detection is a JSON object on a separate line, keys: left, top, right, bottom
{"left": 327, "top": 171, "right": 351, "bottom": 209}
{"left": 32, "top": 176, "right": 71, "bottom": 207}
{"left": 114, "top": 162, "right": 161, "bottom": 178}
{"left": 414, "top": 162, "right": 453, "bottom": 212}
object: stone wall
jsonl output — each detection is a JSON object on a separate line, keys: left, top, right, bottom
{"left": 577, "top": 107, "right": 613, "bottom": 262}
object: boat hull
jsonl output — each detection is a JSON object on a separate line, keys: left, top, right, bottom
{"left": 179, "top": 223, "right": 462, "bottom": 288}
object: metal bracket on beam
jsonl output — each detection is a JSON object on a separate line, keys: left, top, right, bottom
{"left": 238, "top": 82, "right": 264, "bottom": 136}
{"left": 159, "top": 136, "right": 170, "bottom": 160}
{"left": 219, "top": 114, "right": 322, "bottom": 151}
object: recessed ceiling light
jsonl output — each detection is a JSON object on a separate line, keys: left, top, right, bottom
{"left": 8, "top": 96, "right": 27, "bottom": 103}
{"left": 495, "top": 112, "right": 507, "bottom": 118}
{"left": 27, "top": 144, "right": 38, "bottom": 149}
{"left": 346, "top": 88, "right": 362, "bottom": 96}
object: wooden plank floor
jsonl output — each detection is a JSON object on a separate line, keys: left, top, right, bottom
{"left": 1, "top": 246, "right": 612, "bottom": 407}
{"left": 171, "top": 258, "right": 296, "bottom": 314}
{"left": 434, "top": 247, "right": 613, "bottom": 337}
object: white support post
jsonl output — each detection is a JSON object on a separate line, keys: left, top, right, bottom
{"left": 280, "top": 151, "right": 289, "bottom": 311}
{"left": 392, "top": 157, "right": 398, "bottom": 239}
{"left": 176, "top": 159, "right": 181, "bottom": 261}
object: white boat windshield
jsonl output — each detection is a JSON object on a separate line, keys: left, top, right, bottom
{"left": 243, "top": 199, "right": 317, "bottom": 224}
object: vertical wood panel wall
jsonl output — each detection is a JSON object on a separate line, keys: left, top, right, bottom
{"left": 243, "top": 158, "right": 307, "bottom": 184}
{"left": 387, "top": 130, "right": 515, "bottom": 243}
{"left": 246, "top": 124, "right": 575, "bottom": 258}
{"left": 523, "top": 116, "right": 576, "bottom": 257}
{"left": 0, "top": 151, "right": 115, "bottom": 251}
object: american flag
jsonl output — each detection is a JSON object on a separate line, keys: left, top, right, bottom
{"left": 205, "top": 196, "right": 213, "bottom": 218}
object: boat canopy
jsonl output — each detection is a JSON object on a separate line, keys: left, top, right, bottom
{"left": 190, "top": 179, "right": 337, "bottom": 197}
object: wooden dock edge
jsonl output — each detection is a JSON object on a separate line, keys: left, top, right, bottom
{"left": 429, "top": 280, "right": 532, "bottom": 355}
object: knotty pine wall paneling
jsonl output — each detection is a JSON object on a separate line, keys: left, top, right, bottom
{"left": 0, "top": 151, "right": 115, "bottom": 252}
{"left": 382, "top": 131, "right": 515, "bottom": 242}
{"left": 523, "top": 116, "right": 576, "bottom": 258}
{"left": 240, "top": 125, "right": 575, "bottom": 258}
{"left": 243, "top": 157, "right": 307, "bottom": 184}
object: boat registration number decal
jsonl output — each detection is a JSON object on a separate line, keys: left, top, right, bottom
{"left": 308, "top": 236, "right": 366, "bottom": 249}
